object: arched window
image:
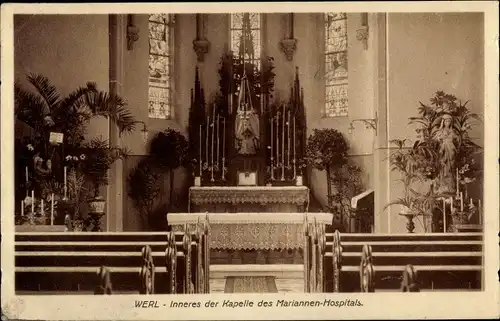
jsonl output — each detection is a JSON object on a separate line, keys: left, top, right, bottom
{"left": 148, "top": 14, "right": 174, "bottom": 119}
{"left": 230, "top": 13, "right": 262, "bottom": 71}
{"left": 324, "top": 13, "right": 348, "bottom": 117}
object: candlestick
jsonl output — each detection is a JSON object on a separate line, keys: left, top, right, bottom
{"left": 287, "top": 109, "right": 291, "bottom": 168}
{"left": 270, "top": 116, "right": 275, "bottom": 180}
{"left": 31, "top": 190, "right": 35, "bottom": 215}
{"left": 293, "top": 116, "right": 296, "bottom": 179}
{"left": 206, "top": 117, "right": 209, "bottom": 168}
{"left": 216, "top": 114, "right": 220, "bottom": 168}
{"left": 64, "top": 166, "right": 68, "bottom": 199}
{"left": 442, "top": 199, "right": 446, "bottom": 233}
{"left": 211, "top": 106, "right": 215, "bottom": 182}
{"left": 281, "top": 104, "right": 285, "bottom": 180}
{"left": 21, "top": 200, "right": 24, "bottom": 216}
{"left": 460, "top": 192, "right": 464, "bottom": 212}
{"left": 276, "top": 112, "right": 279, "bottom": 167}
{"left": 51, "top": 193, "right": 54, "bottom": 226}
{"left": 222, "top": 117, "right": 226, "bottom": 181}
{"left": 199, "top": 125, "right": 202, "bottom": 176}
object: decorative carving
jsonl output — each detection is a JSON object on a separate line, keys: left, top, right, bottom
{"left": 165, "top": 231, "right": 177, "bottom": 294}
{"left": 401, "top": 264, "right": 420, "bottom": 292}
{"left": 356, "top": 26, "right": 369, "bottom": 50}
{"left": 193, "top": 39, "right": 210, "bottom": 63}
{"left": 139, "top": 245, "right": 155, "bottom": 294}
{"left": 189, "top": 186, "right": 309, "bottom": 206}
{"left": 332, "top": 230, "right": 343, "bottom": 292}
{"left": 94, "top": 266, "right": 113, "bottom": 294}
{"left": 360, "top": 244, "right": 375, "bottom": 292}
{"left": 279, "top": 38, "right": 298, "bottom": 61}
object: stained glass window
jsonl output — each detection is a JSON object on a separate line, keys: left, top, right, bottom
{"left": 230, "top": 13, "right": 261, "bottom": 70}
{"left": 148, "top": 14, "right": 174, "bottom": 119}
{"left": 325, "top": 13, "right": 348, "bottom": 117}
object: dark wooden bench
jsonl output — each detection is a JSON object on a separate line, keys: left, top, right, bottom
{"left": 321, "top": 232, "right": 483, "bottom": 292}
{"left": 15, "top": 226, "right": 210, "bottom": 294}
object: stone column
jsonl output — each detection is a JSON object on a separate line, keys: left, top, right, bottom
{"left": 372, "top": 13, "right": 390, "bottom": 233}
{"left": 107, "top": 14, "right": 127, "bottom": 231}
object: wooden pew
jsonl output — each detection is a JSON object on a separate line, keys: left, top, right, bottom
{"left": 15, "top": 226, "right": 209, "bottom": 294}
{"left": 322, "top": 232, "right": 483, "bottom": 292}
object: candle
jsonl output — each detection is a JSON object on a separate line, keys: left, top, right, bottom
{"left": 31, "top": 190, "right": 35, "bottom": 215}
{"left": 456, "top": 169, "right": 459, "bottom": 196}
{"left": 450, "top": 197, "right": 454, "bottom": 213}
{"left": 276, "top": 113, "right": 279, "bottom": 163}
{"left": 293, "top": 116, "right": 296, "bottom": 178}
{"left": 270, "top": 116, "right": 274, "bottom": 160}
{"left": 216, "top": 114, "right": 220, "bottom": 166}
{"left": 41, "top": 199, "right": 44, "bottom": 217}
{"left": 199, "top": 125, "right": 202, "bottom": 176}
{"left": 469, "top": 198, "right": 473, "bottom": 208}
{"left": 442, "top": 199, "right": 446, "bottom": 233}
{"left": 460, "top": 192, "right": 464, "bottom": 212}
{"left": 206, "top": 117, "right": 209, "bottom": 164}
{"left": 21, "top": 200, "right": 24, "bottom": 216}
{"left": 281, "top": 104, "right": 285, "bottom": 180}
{"left": 64, "top": 166, "right": 68, "bottom": 199}
{"left": 211, "top": 107, "right": 215, "bottom": 167}
{"left": 222, "top": 117, "right": 226, "bottom": 159}
{"left": 287, "top": 109, "right": 291, "bottom": 168}
{"left": 25, "top": 166, "right": 29, "bottom": 183}
{"left": 51, "top": 193, "right": 54, "bottom": 225}
{"left": 478, "top": 200, "right": 482, "bottom": 225}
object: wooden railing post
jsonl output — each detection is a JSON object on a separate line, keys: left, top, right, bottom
{"left": 139, "top": 245, "right": 155, "bottom": 294}
{"left": 94, "top": 266, "right": 112, "bottom": 294}
{"left": 303, "top": 215, "right": 309, "bottom": 292}
{"left": 401, "top": 264, "right": 420, "bottom": 292}
{"left": 183, "top": 225, "right": 193, "bottom": 294}
{"left": 360, "top": 244, "right": 374, "bottom": 292}
{"left": 332, "top": 230, "right": 342, "bottom": 292}
{"left": 204, "top": 215, "right": 210, "bottom": 293}
{"left": 318, "top": 224, "right": 326, "bottom": 292}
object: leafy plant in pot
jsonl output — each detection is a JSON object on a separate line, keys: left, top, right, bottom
{"left": 148, "top": 128, "right": 189, "bottom": 211}
{"left": 305, "top": 129, "right": 350, "bottom": 225}
{"left": 79, "top": 138, "right": 129, "bottom": 231}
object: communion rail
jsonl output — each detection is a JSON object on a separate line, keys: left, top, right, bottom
{"left": 317, "top": 232, "right": 483, "bottom": 292}
{"left": 15, "top": 227, "right": 209, "bottom": 294}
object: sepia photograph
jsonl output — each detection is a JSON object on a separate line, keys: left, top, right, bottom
{"left": 1, "top": 2, "right": 499, "bottom": 320}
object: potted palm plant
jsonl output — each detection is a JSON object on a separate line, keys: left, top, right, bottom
{"left": 15, "top": 73, "right": 136, "bottom": 231}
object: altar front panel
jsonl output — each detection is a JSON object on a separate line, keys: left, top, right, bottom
{"left": 168, "top": 212, "right": 332, "bottom": 251}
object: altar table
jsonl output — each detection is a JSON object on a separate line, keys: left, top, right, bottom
{"left": 167, "top": 212, "right": 332, "bottom": 250}
{"left": 188, "top": 186, "right": 310, "bottom": 213}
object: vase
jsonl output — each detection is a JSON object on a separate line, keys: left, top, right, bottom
{"left": 399, "top": 213, "right": 416, "bottom": 233}
{"left": 296, "top": 175, "right": 303, "bottom": 186}
{"left": 88, "top": 196, "right": 106, "bottom": 232}
{"left": 194, "top": 176, "right": 201, "bottom": 186}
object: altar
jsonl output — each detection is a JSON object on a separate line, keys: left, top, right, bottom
{"left": 168, "top": 212, "right": 332, "bottom": 264}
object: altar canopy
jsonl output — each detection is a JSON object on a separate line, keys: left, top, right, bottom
{"left": 167, "top": 212, "right": 332, "bottom": 250}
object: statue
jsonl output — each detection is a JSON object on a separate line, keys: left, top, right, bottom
{"left": 432, "top": 113, "right": 458, "bottom": 194}
{"left": 235, "top": 106, "right": 260, "bottom": 155}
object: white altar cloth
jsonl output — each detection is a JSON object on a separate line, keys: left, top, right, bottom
{"left": 167, "top": 213, "right": 333, "bottom": 250}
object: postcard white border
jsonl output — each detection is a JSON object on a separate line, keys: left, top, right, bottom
{"left": 2, "top": 2, "right": 499, "bottom": 320}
